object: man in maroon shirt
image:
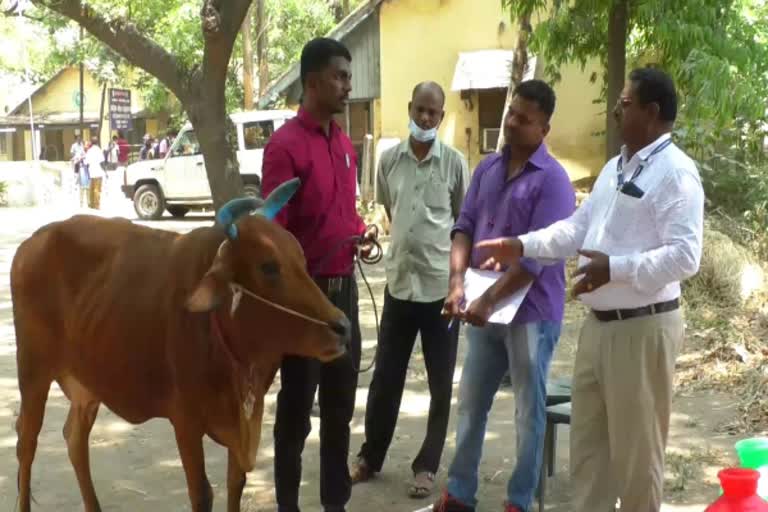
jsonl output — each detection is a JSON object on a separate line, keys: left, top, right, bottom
{"left": 261, "top": 37, "right": 376, "bottom": 512}
{"left": 116, "top": 131, "right": 130, "bottom": 166}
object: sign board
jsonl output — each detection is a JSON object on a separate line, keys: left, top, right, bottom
{"left": 109, "top": 88, "right": 132, "bottom": 131}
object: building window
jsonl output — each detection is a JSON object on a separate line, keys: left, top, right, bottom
{"left": 478, "top": 88, "right": 507, "bottom": 153}
{"left": 0, "top": 134, "right": 7, "bottom": 155}
{"left": 243, "top": 121, "right": 274, "bottom": 150}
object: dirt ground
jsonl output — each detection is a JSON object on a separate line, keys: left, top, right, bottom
{"left": 0, "top": 201, "right": 751, "bottom": 511}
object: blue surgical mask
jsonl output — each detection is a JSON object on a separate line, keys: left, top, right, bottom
{"left": 409, "top": 119, "right": 438, "bottom": 143}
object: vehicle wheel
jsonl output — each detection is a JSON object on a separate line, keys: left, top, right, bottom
{"left": 167, "top": 205, "right": 189, "bottom": 218}
{"left": 243, "top": 181, "right": 261, "bottom": 199}
{"left": 133, "top": 184, "right": 165, "bottom": 220}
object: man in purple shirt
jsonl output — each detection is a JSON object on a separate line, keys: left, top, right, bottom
{"left": 433, "top": 80, "right": 575, "bottom": 512}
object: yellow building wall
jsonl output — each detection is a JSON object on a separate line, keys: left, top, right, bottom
{"left": 11, "top": 67, "right": 165, "bottom": 158}
{"left": 379, "top": 0, "right": 605, "bottom": 178}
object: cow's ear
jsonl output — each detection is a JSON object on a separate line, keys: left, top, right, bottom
{"left": 186, "top": 242, "right": 233, "bottom": 312}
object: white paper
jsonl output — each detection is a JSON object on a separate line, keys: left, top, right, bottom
{"left": 463, "top": 268, "right": 532, "bottom": 325}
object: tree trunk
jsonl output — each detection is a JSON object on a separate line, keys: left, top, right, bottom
{"left": 255, "top": 0, "right": 268, "bottom": 96}
{"left": 97, "top": 83, "right": 107, "bottom": 145}
{"left": 496, "top": 10, "right": 532, "bottom": 153}
{"left": 35, "top": 0, "right": 255, "bottom": 210}
{"left": 242, "top": 3, "right": 254, "bottom": 110}
{"left": 606, "top": 0, "right": 628, "bottom": 159}
{"left": 79, "top": 26, "right": 85, "bottom": 139}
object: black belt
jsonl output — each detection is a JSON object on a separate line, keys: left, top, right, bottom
{"left": 592, "top": 298, "right": 680, "bottom": 322}
{"left": 313, "top": 276, "right": 351, "bottom": 296}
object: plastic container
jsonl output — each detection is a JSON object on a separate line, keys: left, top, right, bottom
{"left": 736, "top": 438, "right": 768, "bottom": 499}
{"left": 706, "top": 468, "right": 768, "bottom": 511}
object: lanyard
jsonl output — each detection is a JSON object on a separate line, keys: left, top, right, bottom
{"left": 616, "top": 138, "right": 673, "bottom": 189}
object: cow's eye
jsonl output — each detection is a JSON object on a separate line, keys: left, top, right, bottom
{"left": 261, "top": 261, "right": 280, "bottom": 277}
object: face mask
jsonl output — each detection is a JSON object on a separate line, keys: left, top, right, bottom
{"left": 409, "top": 119, "right": 437, "bottom": 143}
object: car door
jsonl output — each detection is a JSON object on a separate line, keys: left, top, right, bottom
{"left": 166, "top": 129, "right": 208, "bottom": 199}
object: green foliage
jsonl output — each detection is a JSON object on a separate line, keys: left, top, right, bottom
{"left": 503, "top": 0, "right": 768, "bottom": 259}
{"left": 261, "top": 0, "right": 338, "bottom": 82}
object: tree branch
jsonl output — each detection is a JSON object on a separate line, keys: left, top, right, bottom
{"left": 33, "top": 0, "right": 190, "bottom": 102}
{"left": 199, "top": 0, "right": 252, "bottom": 85}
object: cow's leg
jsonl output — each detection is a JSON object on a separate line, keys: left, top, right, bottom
{"left": 174, "top": 424, "right": 213, "bottom": 512}
{"left": 60, "top": 377, "right": 102, "bottom": 512}
{"left": 15, "top": 377, "right": 51, "bottom": 512}
{"left": 227, "top": 451, "right": 246, "bottom": 512}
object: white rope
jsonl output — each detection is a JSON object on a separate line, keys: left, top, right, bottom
{"left": 229, "top": 283, "right": 329, "bottom": 327}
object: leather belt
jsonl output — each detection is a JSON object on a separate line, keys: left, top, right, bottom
{"left": 592, "top": 298, "right": 680, "bottom": 322}
{"left": 313, "top": 276, "right": 350, "bottom": 296}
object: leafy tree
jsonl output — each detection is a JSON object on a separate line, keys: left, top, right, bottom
{"left": 3, "top": 0, "right": 255, "bottom": 208}
{"left": 503, "top": 0, "right": 768, "bottom": 161}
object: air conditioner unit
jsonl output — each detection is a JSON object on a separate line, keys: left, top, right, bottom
{"left": 482, "top": 128, "right": 501, "bottom": 153}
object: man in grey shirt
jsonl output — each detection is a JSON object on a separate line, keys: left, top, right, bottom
{"left": 351, "top": 81, "right": 469, "bottom": 499}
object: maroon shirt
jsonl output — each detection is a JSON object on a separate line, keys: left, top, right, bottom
{"left": 261, "top": 107, "right": 365, "bottom": 277}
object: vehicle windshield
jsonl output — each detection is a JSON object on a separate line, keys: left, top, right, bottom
{"left": 170, "top": 130, "right": 201, "bottom": 157}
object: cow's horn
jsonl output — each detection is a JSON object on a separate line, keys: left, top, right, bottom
{"left": 217, "top": 197, "right": 262, "bottom": 239}
{"left": 255, "top": 177, "right": 301, "bottom": 220}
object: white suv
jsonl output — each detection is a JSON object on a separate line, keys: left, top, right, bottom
{"left": 122, "top": 109, "right": 296, "bottom": 219}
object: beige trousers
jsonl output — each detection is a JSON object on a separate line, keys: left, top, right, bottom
{"left": 570, "top": 309, "right": 684, "bottom": 512}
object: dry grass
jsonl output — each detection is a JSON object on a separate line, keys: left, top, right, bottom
{"left": 677, "top": 226, "right": 768, "bottom": 433}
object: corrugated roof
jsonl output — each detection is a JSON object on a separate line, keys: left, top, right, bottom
{"left": 257, "top": 0, "right": 384, "bottom": 108}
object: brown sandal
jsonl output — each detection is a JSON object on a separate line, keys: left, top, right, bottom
{"left": 351, "top": 457, "right": 374, "bottom": 484}
{"left": 408, "top": 471, "right": 436, "bottom": 499}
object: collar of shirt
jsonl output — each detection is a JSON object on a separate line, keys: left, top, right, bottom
{"left": 501, "top": 142, "right": 551, "bottom": 176}
{"left": 297, "top": 106, "right": 341, "bottom": 138}
{"left": 399, "top": 137, "right": 443, "bottom": 163}
{"left": 619, "top": 132, "right": 672, "bottom": 170}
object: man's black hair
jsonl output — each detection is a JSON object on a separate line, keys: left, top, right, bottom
{"left": 300, "top": 37, "right": 352, "bottom": 86}
{"left": 629, "top": 67, "right": 677, "bottom": 122}
{"left": 513, "top": 79, "right": 556, "bottom": 121}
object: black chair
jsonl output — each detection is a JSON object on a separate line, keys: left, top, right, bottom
{"left": 537, "top": 401, "right": 572, "bottom": 512}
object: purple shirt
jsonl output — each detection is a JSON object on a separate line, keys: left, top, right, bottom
{"left": 452, "top": 144, "right": 576, "bottom": 324}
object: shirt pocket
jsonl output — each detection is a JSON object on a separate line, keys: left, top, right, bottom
{"left": 605, "top": 191, "right": 651, "bottom": 242}
{"left": 423, "top": 178, "right": 450, "bottom": 210}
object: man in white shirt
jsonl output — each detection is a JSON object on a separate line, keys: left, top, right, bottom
{"left": 85, "top": 136, "right": 106, "bottom": 209}
{"left": 474, "top": 68, "right": 704, "bottom": 511}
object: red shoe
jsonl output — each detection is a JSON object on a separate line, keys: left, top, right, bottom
{"left": 503, "top": 503, "right": 522, "bottom": 512}
{"left": 433, "top": 491, "right": 475, "bottom": 512}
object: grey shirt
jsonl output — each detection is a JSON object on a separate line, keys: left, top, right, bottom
{"left": 377, "top": 138, "right": 469, "bottom": 302}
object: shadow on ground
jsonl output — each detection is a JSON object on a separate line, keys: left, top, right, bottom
{"left": 0, "top": 207, "right": 744, "bottom": 512}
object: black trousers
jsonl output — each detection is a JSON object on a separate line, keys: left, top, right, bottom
{"left": 273, "top": 276, "right": 362, "bottom": 512}
{"left": 358, "top": 287, "right": 460, "bottom": 475}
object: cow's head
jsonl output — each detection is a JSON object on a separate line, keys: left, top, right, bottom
{"left": 187, "top": 178, "right": 348, "bottom": 362}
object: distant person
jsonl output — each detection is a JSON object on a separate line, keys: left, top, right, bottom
{"left": 157, "top": 131, "right": 174, "bottom": 159}
{"left": 116, "top": 131, "right": 130, "bottom": 166}
{"left": 85, "top": 136, "right": 106, "bottom": 209}
{"left": 70, "top": 135, "right": 85, "bottom": 174}
{"left": 140, "top": 134, "right": 154, "bottom": 160}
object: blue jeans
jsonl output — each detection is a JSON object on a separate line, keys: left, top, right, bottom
{"left": 446, "top": 322, "right": 560, "bottom": 511}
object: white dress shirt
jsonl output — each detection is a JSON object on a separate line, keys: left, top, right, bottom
{"left": 519, "top": 133, "right": 704, "bottom": 310}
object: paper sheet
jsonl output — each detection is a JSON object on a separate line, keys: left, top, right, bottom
{"left": 462, "top": 268, "right": 532, "bottom": 325}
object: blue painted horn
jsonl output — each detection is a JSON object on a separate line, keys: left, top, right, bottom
{"left": 216, "top": 177, "right": 301, "bottom": 239}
